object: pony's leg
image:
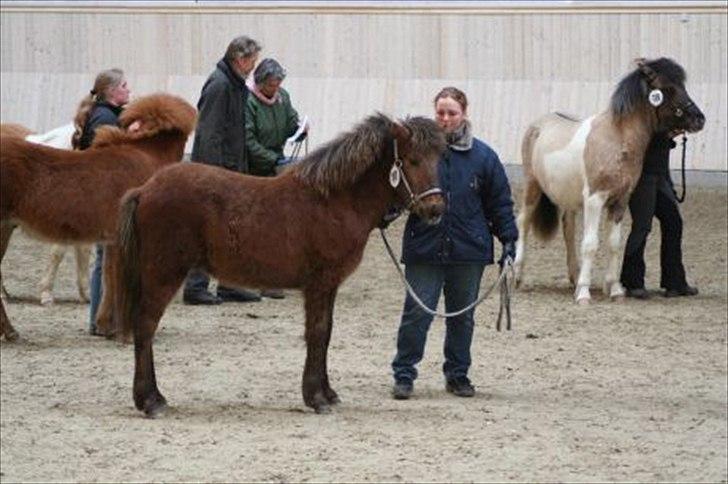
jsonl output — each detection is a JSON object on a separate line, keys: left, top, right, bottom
{"left": 562, "top": 210, "right": 579, "bottom": 287}
{"left": 133, "top": 318, "right": 167, "bottom": 418}
{"left": 75, "top": 244, "right": 91, "bottom": 303}
{"left": 322, "top": 289, "right": 340, "bottom": 405}
{"left": 0, "top": 223, "right": 19, "bottom": 341}
{"left": 132, "top": 278, "right": 184, "bottom": 417}
{"left": 95, "top": 244, "right": 117, "bottom": 338}
{"left": 514, "top": 179, "right": 541, "bottom": 287}
{"left": 302, "top": 285, "right": 338, "bottom": 414}
{"left": 575, "top": 192, "right": 606, "bottom": 304}
{"left": 38, "top": 244, "right": 66, "bottom": 306}
{"left": 603, "top": 213, "right": 626, "bottom": 299}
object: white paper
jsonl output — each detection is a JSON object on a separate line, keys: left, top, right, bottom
{"left": 287, "top": 115, "right": 308, "bottom": 145}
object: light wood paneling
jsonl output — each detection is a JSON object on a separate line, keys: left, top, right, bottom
{"left": 1, "top": 3, "right": 725, "bottom": 170}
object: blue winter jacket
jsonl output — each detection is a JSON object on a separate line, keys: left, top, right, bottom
{"left": 401, "top": 138, "right": 518, "bottom": 265}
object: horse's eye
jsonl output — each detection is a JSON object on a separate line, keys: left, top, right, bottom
{"left": 675, "top": 108, "right": 683, "bottom": 117}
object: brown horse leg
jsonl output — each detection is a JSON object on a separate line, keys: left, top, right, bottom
{"left": 0, "top": 222, "right": 19, "bottom": 341}
{"left": 96, "top": 244, "right": 117, "bottom": 338}
{"left": 302, "top": 286, "right": 337, "bottom": 413}
{"left": 322, "top": 288, "right": 340, "bottom": 405}
{"left": 132, "top": 273, "right": 187, "bottom": 417}
{"left": 133, "top": 324, "right": 167, "bottom": 418}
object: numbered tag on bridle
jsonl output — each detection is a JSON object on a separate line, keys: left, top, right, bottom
{"left": 389, "top": 164, "right": 401, "bottom": 188}
{"left": 648, "top": 89, "right": 664, "bottom": 107}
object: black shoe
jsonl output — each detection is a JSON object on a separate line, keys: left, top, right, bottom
{"left": 625, "top": 287, "right": 650, "bottom": 299}
{"left": 261, "top": 289, "right": 285, "bottom": 299}
{"left": 392, "top": 379, "right": 413, "bottom": 400}
{"left": 183, "top": 291, "right": 222, "bottom": 305}
{"left": 446, "top": 376, "right": 475, "bottom": 397}
{"left": 216, "top": 287, "right": 261, "bottom": 303}
{"left": 664, "top": 285, "right": 699, "bottom": 298}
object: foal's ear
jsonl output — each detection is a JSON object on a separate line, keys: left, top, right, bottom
{"left": 391, "top": 120, "right": 412, "bottom": 141}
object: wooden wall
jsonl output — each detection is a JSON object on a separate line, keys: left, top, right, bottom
{"left": 1, "top": 1, "right": 726, "bottom": 170}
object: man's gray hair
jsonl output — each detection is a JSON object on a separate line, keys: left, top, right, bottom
{"left": 224, "top": 35, "right": 262, "bottom": 61}
{"left": 253, "top": 58, "right": 287, "bottom": 85}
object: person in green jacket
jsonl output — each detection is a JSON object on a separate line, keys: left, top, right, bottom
{"left": 245, "top": 58, "right": 306, "bottom": 177}
{"left": 244, "top": 58, "right": 305, "bottom": 300}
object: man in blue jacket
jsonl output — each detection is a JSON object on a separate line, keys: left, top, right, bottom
{"left": 391, "top": 87, "right": 518, "bottom": 400}
{"left": 183, "top": 35, "right": 263, "bottom": 305}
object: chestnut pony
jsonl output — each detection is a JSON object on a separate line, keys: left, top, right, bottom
{"left": 514, "top": 58, "right": 705, "bottom": 303}
{"left": 115, "top": 113, "right": 446, "bottom": 416}
{"left": 0, "top": 122, "right": 91, "bottom": 306}
{"left": 0, "top": 93, "right": 196, "bottom": 341}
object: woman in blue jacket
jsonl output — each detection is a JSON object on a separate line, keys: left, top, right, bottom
{"left": 72, "top": 68, "right": 131, "bottom": 335}
{"left": 391, "top": 87, "right": 518, "bottom": 400}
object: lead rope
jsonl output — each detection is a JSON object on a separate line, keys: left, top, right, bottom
{"left": 676, "top": 134, "right": 687, "bottom": 203}
{"left": 379, "top": 228, "right": 514, "bottom": 330}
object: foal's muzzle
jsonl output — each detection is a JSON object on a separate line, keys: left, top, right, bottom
{"left": 413, "top": 190, "right": 446, "bottom": 225}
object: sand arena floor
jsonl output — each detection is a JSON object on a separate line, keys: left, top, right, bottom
{"left": 1, "top": 186, "right": 726, "bottom": 483}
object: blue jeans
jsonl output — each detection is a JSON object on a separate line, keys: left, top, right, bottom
{"left": 88, "top": 244, "right": 104, "bottom": 332}
{"left": 392, "top": 263, "right": 485, "bottom": 383}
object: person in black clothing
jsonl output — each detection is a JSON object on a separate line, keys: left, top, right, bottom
{"left": 183, "top": 35, "right": 264, "bottom": 305}
{"left": 71, "top": 68, "right": 131, "bottom": 334}
{"left": 620, "top": 130, "right": 698, "bottom": 299}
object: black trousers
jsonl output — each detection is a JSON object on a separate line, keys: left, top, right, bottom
{"left": 620, "top": 173, "right": 688, "bottom": 291}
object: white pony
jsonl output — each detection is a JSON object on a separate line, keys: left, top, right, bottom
{"left": 1, "top": 123, "right": 91, "bottom": 305}
{"left": 514, "top": 58, "right": 705, "bottom": 304}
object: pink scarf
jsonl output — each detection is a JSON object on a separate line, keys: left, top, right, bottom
{"left": 246, "top": 78, "right": 280, "bottom": 106}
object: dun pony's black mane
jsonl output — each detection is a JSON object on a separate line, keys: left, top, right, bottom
{"left": 610, "top": 57, "right": 686, "bottom": 120}
{"left": 295, "top": 113, "right": 445, "bottom": 196}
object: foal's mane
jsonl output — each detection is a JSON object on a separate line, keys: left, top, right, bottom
{"left": 610, "top": 57, "right": 687, "bottom": 121}
{"left": 93, "top": 93, "right": 197, "bottom": 148}
{"left": 294, "top": 113, "right": 445, "bottom": 196}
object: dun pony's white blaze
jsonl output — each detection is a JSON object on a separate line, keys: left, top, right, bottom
{"left": 535, "top": 116, "right": 594, "bottom": 211}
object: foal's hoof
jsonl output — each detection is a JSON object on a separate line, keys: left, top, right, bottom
{"left": 40, "top": 292, "right": 54, "bottom": 306}
{"left": 324, "top": 388, "right": 340, "bottom": 405}
{"left": 2, "top": 329, "right": 20, "bottom": 342}
{"left": 314, "top": 403, "right": 332, "bottom": 415}
{"left": 143, "top": 396, "right": 168, "bottom": 419}
{"left": 576, "top": 297, "right": 590, "bottom": 306}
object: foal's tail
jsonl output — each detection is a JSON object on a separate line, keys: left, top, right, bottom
{"left": 532, "top": 193, "right": 559, "bottom": 240}
{"left": 521, "top": 123, "right": 559, "bottom": 241}
{"left": 117, "top": 189, "right": 142, "bottom": 342}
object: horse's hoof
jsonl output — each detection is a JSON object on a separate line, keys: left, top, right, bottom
{"left": 314, "top": 404, "right": 332, "bottom": 415}
{"left": 143, "top": 395, "right": 168, "bottom": 419}
{"left": 576, "top": 297, "right": 590, "bottom": 306}
{"left": 611, "top": 295, "right": 625, "bottom": 302}
{"left": 40, "top": 292, "right": 54, "bottom": 306}
{"left": 2, "top": 330, "right": 20, "bottom": 342}
{"left": 325, "top": 389, "right": 341, "bottom": 405}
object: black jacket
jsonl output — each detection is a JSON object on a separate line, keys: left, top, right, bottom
{"left": 642, "top": 132, "right": 676, "bottom": 177}
{"left": 191, "top": 59, "right": 250, "bottom": 173}
{"left": 78, "top": 102, "right": 123, "bottom": 150}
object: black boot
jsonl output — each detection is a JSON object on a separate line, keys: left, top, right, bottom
{"left": 183, "top": 290, "right": 222, "bottom": 305}
{"left": 217, "top": 286, "right": 261, "bottom": 303}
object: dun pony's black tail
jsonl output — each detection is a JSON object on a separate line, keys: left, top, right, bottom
{"left": 521, "top": 122, "right": 559, "bottom": 241}
{"left": 117, "top": 189, "right": 142, "bottom": 342}
{"left": 532, "top": 193, "right": 559, "bottom": 240}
